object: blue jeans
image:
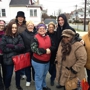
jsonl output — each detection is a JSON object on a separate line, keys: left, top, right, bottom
{"left": 49, "top": 63, "right": 56, "bottom": 81}
{"left": 32, "top": 60, "right": 49, "bottom": 90}
{"left": 4, "top": 65, "right": 21, "bottom": 88}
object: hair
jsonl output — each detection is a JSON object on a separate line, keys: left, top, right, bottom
{"left": 48, "top": 22, "right": 55, "bottom": 28}
{"left": 5, "top": 21, "right": 18, "bottom": 36}
{"left": 15, "top": 17, "right": 26, "bottom": 25}
{"left": 0, "top": 20, "right": 6, "bottom": 24}
{"left": 26, "top": 20, "right": 34, "bottom": 26}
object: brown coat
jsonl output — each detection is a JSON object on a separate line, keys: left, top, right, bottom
{"left": 56, "top": 42, "right": 87, "bottom": 86}
{"left": 82, "top": 34, "right": 90, "bottom": 70}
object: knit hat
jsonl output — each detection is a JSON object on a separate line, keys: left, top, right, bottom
{"left": 16, "top": 11, "right": 25, "bottom": 18}
{"left": 62, "top": 29, "right": 75, "bottom": 37}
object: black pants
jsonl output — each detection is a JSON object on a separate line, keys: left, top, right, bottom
{"left": 86, "top": 69, "right": 90, "bottom": 90}
{"left": 0, "top": 66, "right": 4, "bottom": 90}
{"left": 0, "top": 55, "right": 5, "bottom": 84}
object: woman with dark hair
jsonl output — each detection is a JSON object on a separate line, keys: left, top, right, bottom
{"left": 0, "top": 21, "right": 24, "bottom": 90}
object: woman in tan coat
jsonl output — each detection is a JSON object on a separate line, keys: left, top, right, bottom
{"left": 82, "top": 22, "right": 90, "bottom": 90}
{"left": 55, "top": 29, "right": 87, "bottom": 90}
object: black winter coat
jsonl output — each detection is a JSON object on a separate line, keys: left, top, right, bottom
{"left": 0, "top": 35, "right": 24, "bottom": 65}
{"left": 20, "top": 29, "right": 37, "bottom": 54}
{"left": 47, "top": 31, "right": 58, "bottom": 64}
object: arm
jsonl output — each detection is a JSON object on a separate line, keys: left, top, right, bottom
{"left": 71, "top": 45, "right": 87, "bottom": 73}
{"left": 31, "top": 37, "right": 46, "bottom": 55}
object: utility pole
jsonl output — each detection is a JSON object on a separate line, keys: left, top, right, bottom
{"left": 75, "top": 5, "right": 78, "bottom": 25}
{"left": 84, "top": 0, "right": 87, "bottom": 31}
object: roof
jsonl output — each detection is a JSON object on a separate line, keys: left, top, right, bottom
{"left": 10, "top": 0, "right": 29, "bottom": 6}
{"left": 44, "top": 19, "right": 57, "bottom": 24}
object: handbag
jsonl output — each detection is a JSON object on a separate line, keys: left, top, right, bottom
{"left": 65, "top": 73, "right": 78, "bottom": 90}
{"left": 12, "top": 52, "right": 31, "bottom": 71}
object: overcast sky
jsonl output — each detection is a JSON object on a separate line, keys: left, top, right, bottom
{"left": 39, "top": 0, "right": 84, "bottom": 15}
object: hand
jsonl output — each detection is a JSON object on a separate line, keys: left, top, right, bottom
{"left": 17, "top": 44, "right": 23, "bottom": 47}
{"left": 80, "top": 40, "right": 84, "bottom": 45}
{"left": 6, "top": 44, "right": 15, "bottom": 49}
{"left": 46, "top": 48, "right": 51, "bottom": 54}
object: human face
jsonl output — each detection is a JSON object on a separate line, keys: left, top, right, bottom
{"left": 12, "top": 24, "right": 17, "bottom": 34}
{"left": 37, "top": 26, "right": 47, "bottom": 35}
{"left": 62, "top": 36, "right": 72, "bottom": 44}
{"left": 0, "top": 21, "right": 5, "bottom": 31}
{"left": 17, "top": 17, "right": 24, "bottom": 24}
{"left": 48, "top": 24, "right": 55, "bottom": 33}
{"left": 58, "top": 17, "right": 64, "bottom": 26}
{"left": 27, "top": 23, "right": 34, "bottom": 32}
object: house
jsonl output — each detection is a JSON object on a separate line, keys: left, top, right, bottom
{"left": 0, "top": 0, "right": 42, "bottom": 25}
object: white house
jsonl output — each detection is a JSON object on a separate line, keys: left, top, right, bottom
{"left": 0, "top": 0, "right": 42, "bottom": 25}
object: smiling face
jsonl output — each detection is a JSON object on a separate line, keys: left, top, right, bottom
{"left": 27, "top": 23, "right": 34, "bottom": 32}
{"left": 48, "top": 24, "right": 55, "bottom": 33}
{"left": 37, "top": 26, "right": 47, "bottom": 35}
{"left": 58, "top": 17, "right": 64, "bottom": 26}
{"left": 12, "top": 24, "right": 17, "bottom": 34}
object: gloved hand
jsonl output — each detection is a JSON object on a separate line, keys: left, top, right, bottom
{"left": 16, "top": 44, "right": 23, "bottom": 47}
{"left": 6, "top": 44, "right": 15, "bottom": 49}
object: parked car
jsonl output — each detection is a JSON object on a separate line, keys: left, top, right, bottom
{"left": 44, "top": 18, "right": 57, "bottom": 30}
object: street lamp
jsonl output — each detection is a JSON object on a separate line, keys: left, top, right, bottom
{"left": 84, "top": 0, "right": 87, "bottom": 31}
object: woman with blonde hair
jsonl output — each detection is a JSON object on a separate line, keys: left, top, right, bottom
{"left": 20, "top": 20, "right": 36, "bottom": 86}
{"left": 82, "top": 22, "right": 90, "bottom": 90}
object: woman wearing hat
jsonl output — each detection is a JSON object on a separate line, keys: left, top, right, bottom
{"left": 31, "top": 23, "right": 55, "bottom": 90}
{"left": 55, "top": 29, "right": 87, "bottom": 90}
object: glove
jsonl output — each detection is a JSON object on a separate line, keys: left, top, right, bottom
{"left": 6, "top": 44, "right": 15, "bottom": 49}
{"left": 16, "top": 44, "right": 23, "bottom": 47}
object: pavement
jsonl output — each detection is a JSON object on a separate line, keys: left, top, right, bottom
{"left": 5, "top": 31, "right": 87, "bottom": 90}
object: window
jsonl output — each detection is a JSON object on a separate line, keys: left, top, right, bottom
{"left": 0, "top": 9, "right": 6, "bottom": 17}
{"left": 30, "top": 9, "right": 37, "bottom": 17}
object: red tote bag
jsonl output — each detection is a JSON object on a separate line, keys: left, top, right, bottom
{"left": 12, "top": 52, "right": 31, "bottom": 71}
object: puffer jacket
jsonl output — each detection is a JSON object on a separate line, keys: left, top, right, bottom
{"left": 0, "top": 34, "right": 24, "bottom": 65}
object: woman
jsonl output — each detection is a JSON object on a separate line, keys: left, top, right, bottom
{"left": 31, "top": 23, "right": 55, "bottom": 90}
{"left": 55, "top": 29, "right": 87, "bottom": 90}
{"left": 47, "top": 22, "right": 58, "bottom": 86}
{"left": 0, "top": 21, "right": 24, "bottom": 90}
{"left": 20, "top": 20, "right": 36, "bottom": 86}
{"left": 82, "top": 22, "right": 90, "bottom": 90}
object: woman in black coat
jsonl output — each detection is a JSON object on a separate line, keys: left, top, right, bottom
{"left": 20, "top": 21, "right": 36, "bottom": 86}
{"left": 0, "top": 21, "right": 24, "bottom": 90}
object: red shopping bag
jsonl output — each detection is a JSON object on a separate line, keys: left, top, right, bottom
{"left": 81, "top": 78, "right": 89, "bottom": 90}
{"left": 12, "top": 52, "right": 31, "bottom": 71}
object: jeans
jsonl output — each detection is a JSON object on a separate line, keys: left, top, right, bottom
{"left": 86, "top": 69, "right": 90, "bottom": 87}
{"left": 25, "top": 66, "right": 35, "bottom": 82}
{"left": 49, "top": 63, "right": 56, "bottom": 81}
{"left": 4, "top": 65, "right": 21, "bottom": 88}
{"left": 32, "top": 60, "right": 49, "bottom": 90}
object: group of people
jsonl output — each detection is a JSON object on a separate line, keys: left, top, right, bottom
{"left": 0, "top": 10, "right": 89, "bottom": 90}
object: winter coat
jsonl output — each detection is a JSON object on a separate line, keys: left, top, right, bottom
{"left": 82, "top": 34, "right": 90, "bottom": 70}
{"left": 56, "top": 41, "right": 87, "bottom": 86}
{"left": 47, "top": 31, "right": 58, "bottom": 64}
{"left": 0, "top": 35, "right": 24, "bottom": 65}
{"left": 20, "top": 29, "right": 37, "bottom": 53}
{"left": 56, "top": 14, "right": 76, "bottom": 43}
{"left": 17, "top": 24, "right": 26, "bottom": 33}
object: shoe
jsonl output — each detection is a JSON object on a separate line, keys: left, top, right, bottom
{"left": 56, "top": 85, "right": 64, "bottom": 88}
{"left": 43, "top": 87, "right": 51, "bottom": 90}
{"left": 21, "top": 75, "right": 26, "bottom": 80}
{"left": 50, "top": 80, "right": 54, "bottom": 86}
{"left": 5, "top": 88, "right": 10, "bottom": 90}
{"left": 16, "top": 86, "right": 23, "bottom": 90}
{"left": 26, "top": 82, "right": 31, "bottom": 86}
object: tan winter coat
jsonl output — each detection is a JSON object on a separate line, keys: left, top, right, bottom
{"left": 56, "top": 42, "right": 87, "bottom": 86}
